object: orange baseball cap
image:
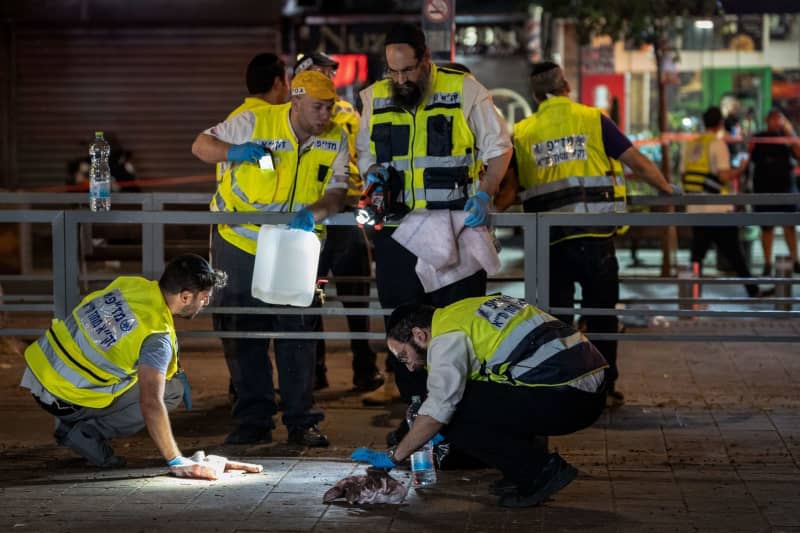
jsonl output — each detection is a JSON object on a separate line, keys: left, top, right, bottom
{"left": 291, "top": 70, "right": 336, "bottom": 100}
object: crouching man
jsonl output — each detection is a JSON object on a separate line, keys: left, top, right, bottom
{"left": 20, "top": 254, "right": 241, "bottom": 479}
{"left": 352, "top": 295, "right": 608, "bottom": 507}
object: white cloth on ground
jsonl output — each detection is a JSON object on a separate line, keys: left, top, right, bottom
{"left": 391, "top": 210, "right": 501, "bottom": 293}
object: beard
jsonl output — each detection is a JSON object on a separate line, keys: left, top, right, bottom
{"left": 408, "top": 338, "right": 428, "bottom": 371}
{"left": 391, "top": 70, "right": 429, "bottom": 109}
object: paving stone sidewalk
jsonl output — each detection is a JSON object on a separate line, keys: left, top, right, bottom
{"left": 1, "top": 321, "right": 799, "bottom": 532}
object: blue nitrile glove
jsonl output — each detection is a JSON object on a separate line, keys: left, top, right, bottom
{"left": 350, "top": 447, "right": 396, "bottom": 469}
{"left": 430, "top": 433, "right": 445, "bottom": 446}
{"left": 464, "top": 190, "right": 491, "bottom": 227}
{"left": 175, "top": 371, "right": 192, "bottom": 411}
{"left": 365, "top": 166, "right": 389, "bottom": 186}
{"left": 167, "top": 455, "right": 193, "bottom": 467}
{"left": 226, "top": 142, "right": 266, "bottom": 163}
{"left": 288, "top": 208, "right": 315, "bottom": 232}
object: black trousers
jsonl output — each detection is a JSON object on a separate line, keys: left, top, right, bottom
{"left": 373, "top": 227, "right": 487, "bottom": 402}
{"left": 442, "top": 379, "right": 607, "bottom": 491}
{"left": 550, "top": 237, "right": 620, "bottom": 386}
{"left": 211, "top": 228, "right": 323, "bottom": 431}
{"left": 690, "top": 226, "right": 758, "bottom": 296}
{"left": 315, "top": 224, "right": 378, "bottom": 380}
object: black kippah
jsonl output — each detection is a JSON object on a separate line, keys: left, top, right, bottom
{"left": 385, "top": 23, "right": 426, "bottom": 49}
{"left": 530, "top": 61, "right": 560, "bottom": 77}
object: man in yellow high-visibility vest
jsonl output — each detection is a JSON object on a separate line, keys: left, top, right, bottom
{"left": 513, "top": 62, "right": 675, "bottom": 405}
{"left": 20, "top": 254, "right": 238, "bottom": 478}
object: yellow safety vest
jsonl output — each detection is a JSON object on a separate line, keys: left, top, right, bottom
{"left": 211, "top": 97, "right": 271, "bottom": 208}
{"left": 514, "top": 97, "right": 626, "bottom": 244}
{"left": 24, "top": 277, "right": 178, "bottom": 409}
{"left": 431, "top": 295, "right": 608, "bottom": 387}
{"left": 681, "top": 132, "right": 728, "bottom": 194}
{"left": 332, "top": 97, "right": 364, "bottom": 197}
{"left": 367, "top": 64, "right": 478, "bottom": 211}
{"left": 213, "top": 102, "right": 345, "bottom": 255}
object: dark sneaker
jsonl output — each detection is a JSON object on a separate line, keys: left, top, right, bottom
{"left": 488, "top": 477, "right": 518, "bottom": 496}
{"left": 794, "top": 262, "right": 800, "bottom": 275}
{"left": 763, "top": 264, "right": 773, "bottom": 277}
{"left": 606, "top": 387, "right": 625, "bottom": 408}
{"left": 498, "top": 454, "right": 578, "bottom": 508}
{"left": 353, "top": 371, "right": 385, "bottom": 392}
{"left": 288, "top": 425, "right": 329, "bottom": 447}
{"left": 224, "top": 425, "right": 272, "bottom": 445}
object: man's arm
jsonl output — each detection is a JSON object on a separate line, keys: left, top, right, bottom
{"left": 138, "top": 364, "right": 181, "bottom": 461}
{"left": 392, "top": 415, "right": 443, "bottom": 463}
{"left": 356, "top": 87, "right": 377, "bottom": 176}
{"left": 306, "top": 188, "right": 347, "bottom": 221}
{"left": 305, "top": 129, "right": 349, "bottom": 220}
{"left": 618, "top": 147, "right": 673, "bottom": 194}
{"left": 465, "top": 77, "right": 513, "bottom": 197}
{"left": 192, "top": 133, "right": 232, "bottom": 164}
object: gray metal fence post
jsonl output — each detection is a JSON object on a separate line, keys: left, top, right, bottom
{"left": 51, "top": 211, "right": 68, "bottom": 319}
{"left": 523, "top": 213, "right": 538, "bottom": 303}
{"left": 536, "top": 213, "right": 550, "bottom": 311}
{"left": 64, "top": 211, "right": 81, "bottom": 311}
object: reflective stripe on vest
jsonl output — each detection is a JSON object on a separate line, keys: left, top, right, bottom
{"left": 517, "top": 175, "right": 617, "bottom": 213}
{"left": 367, "top": 65, "right": 478, "bottom": 211}
{"left": 24, "top": 277, "right": 178, "bottom": 408}
{"left": 214, "top": 103, "right": 343, "bottom": 255}
{"left": 514, "top": 97, "right": 624, "bottom": 243}
{"left": 508, "top": 331, "right": 584, "bottom": 381}
{"left": 681, "top": 133, "right": 727, "bottom": 195}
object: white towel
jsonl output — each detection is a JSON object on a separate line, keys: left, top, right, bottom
{"left": 391, "top": 210, "right": 501, "bottom": 293}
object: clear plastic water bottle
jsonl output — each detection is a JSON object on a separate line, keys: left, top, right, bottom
{"left": 406, "top": 395, "right": 437, "bottom": 487}
{"left": 411, "top": 441, "right": 437, "bottom": 487}
{"left": 89, "top": 131, "right": 111, "bottom": 211}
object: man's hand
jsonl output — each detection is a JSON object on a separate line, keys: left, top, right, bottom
{"left": 350, "top": 447, "right": 396, "bottom": 469}
{"left": 464, "top": 191, "right": 491, "bottom": 227}
{"left": 288, "top": 208, "right": 315, "bottom": 232}
{"left": 365, "top": 166, "right": 389, "bottom": 187}
{"left": 168, "top": 452, "right": 263, "bottom": 480}
{"left": 658, "top": 184, "right": 684, "bottom": 196}
{"left": 227, "top": 142, "right": 266, "bottom": 163}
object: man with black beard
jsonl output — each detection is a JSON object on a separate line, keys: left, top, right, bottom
{"left": 356, "top": 24, "right": 512, "bottom": 445}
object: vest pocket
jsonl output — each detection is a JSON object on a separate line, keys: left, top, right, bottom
{"left": 423, "top": 166, "right": 469, "bottom": 209}
{"left": 371, "top": 123, "right": 410, "bottom": 163}
{"left": 426, "top": 115, "right": 453, "bottom": 157}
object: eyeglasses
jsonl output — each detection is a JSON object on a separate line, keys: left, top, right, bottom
{"left": 384, "top": 61, "right": 420, "bottom": 81}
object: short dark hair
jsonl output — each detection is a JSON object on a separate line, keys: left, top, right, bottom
{"left": 159, "top": 254, "right": 227, "bottom": 295}
{"left": 246, "top": 53, "right": 286, "bottom": 95}
{"left": 385, "top": 24, "right": 427, "bottom": 60}
{"left": 703, "top": 106, "right": 723, "bottom": 129}
{"left": 386, "top": 303, "right": 436, "bottom": 342}
{"left": 530, "top": 61, "right": 567, "bottom": 101}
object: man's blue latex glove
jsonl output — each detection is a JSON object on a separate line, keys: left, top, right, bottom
{"left": 365, "top": 166, "right": 389, "bottom": 186}
{"left": 430, "top": 433, "right": 445, "bottom": 446}
{"left": 288, "top": 208, "right": 315, "bottom": 232}
{"left": 175, "top": 371, "right": 192, "bottom": 411}
{"left": 227, "top": 142, "right": 266, "bottom": 163}
{"left": 464, "top": 190, "right": 491, "bottom": 227}
{"left": 350, "top": 447, "right": 396, "bottom": 469}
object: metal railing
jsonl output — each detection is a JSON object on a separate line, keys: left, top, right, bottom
{"left": 1, "top": 192, "right": 799, "bottom": 343}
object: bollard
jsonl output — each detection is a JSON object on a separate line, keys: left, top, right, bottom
{"left": 678, "top": 261, "right": 701, "bottom": 319}
{"left": 774, "top": 255, "right": 792, "bottom": 311}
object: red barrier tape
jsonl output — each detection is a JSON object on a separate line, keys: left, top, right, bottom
{"left": 35, "top": 174, "right": 215, "bottom": 192}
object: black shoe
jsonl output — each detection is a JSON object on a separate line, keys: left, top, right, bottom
{"left": 353, "top": 370, "right": 385, "bottom": 392}
{"left": 763, "top": 264, "right": 773, "bottom": 277}
{"left": 498, "top": 454, "right": 578, "bottom": 508}
{"left": 224, "top": 425, "right": 272, "bottom": 445}
{"left": 794, "top": 262, "right": 800, "bottom": 275}
{"left": 751, "top": 287, "right": 776, "bottom": 298}
{"left": 489, "top": 477, "right": 518, "bottom": 496}
{"left": 386, "top": 419, "right": 409, "bottom": 447}
{"left": 288, "top": 425, "right": 329, "bottom": 447}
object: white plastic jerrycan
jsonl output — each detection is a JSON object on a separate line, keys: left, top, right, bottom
{"left": 251, "top": 225, "right": 321, "bottom": 307}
